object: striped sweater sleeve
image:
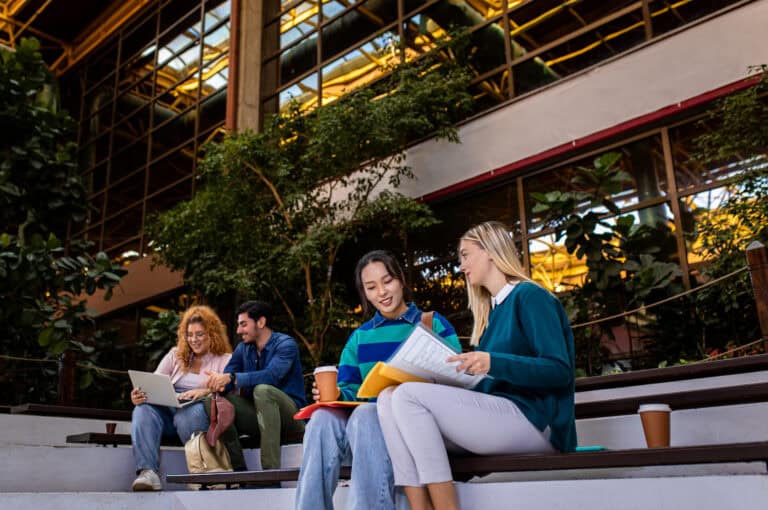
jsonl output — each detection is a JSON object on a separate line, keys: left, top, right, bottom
{"left": 337, "top": 329, "right": 363, "bottom": 401}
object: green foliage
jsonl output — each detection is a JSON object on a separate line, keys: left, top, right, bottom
{"left": 695, "top": 65, "right": 768, "bottom": 163}
{"left": 673, "top": 66, "right": 768, "bottom": 359}
{"left": 532, "top": 152, "right": 683, "bottom": 373}
{"left": 691, "top": 67, "right": 768, "bottom": 258}
{"left": 0, "top": 38, "right": 126, "bottom": 405}
{"left": 148, "top": 50, "right": 473, "bottom": 364}
{"left": 536, "top": 68, "right": 768, "bottom": 372}
{"left": 138, "top": 311, "right": 181, "bottom": 368}
{"left": 0, "top": 38, "right": 86, "bottom": 238}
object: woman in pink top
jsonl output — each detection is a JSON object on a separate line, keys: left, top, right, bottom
{"left": 129, "top": 305, "right": 232, "bottom": 491}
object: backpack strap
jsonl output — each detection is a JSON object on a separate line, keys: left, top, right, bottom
{"left": 420, "top": 311, "right": 435, "bottom": 332}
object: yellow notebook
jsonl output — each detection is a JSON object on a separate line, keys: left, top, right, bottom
{"left": 356, "top": 361, "right": 429, "bottom": 399}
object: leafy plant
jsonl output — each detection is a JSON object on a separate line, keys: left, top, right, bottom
{"left": 138, "top": 311, "right": 181, "bottom": 368}
{"left": 679, "top": 66, "right": 768, "bottom": 357}
{"left": 532, "top": 152, "right": 684, "bottom": 373}
{"left": 148, "top": 46, "right": 474, "bottom": 364}
{"left": 0, "top": 38, "right": 126, "bottom": 405}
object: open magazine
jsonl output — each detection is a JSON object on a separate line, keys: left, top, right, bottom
{"left": 356, "top": 323, "right": 487, "bottom": 399}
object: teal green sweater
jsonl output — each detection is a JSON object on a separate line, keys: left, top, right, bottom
{"left": 474, "top": 282, "right": 577, "bottom": 452}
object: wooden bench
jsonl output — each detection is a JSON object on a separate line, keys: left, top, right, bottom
{"left": 65, "top": 432, "right": 277, "bottom": 449}
{"left": 26, "top": 355, "right": 768, "bottom": 487}
{"left": 575, "top": 381, "right": 768, "bottom": 419}
{"left": 66, "top": 379, "right": 768, "bottom": 447}
{"left": 166, "top": 441, "right": 768, "bottom": 489}
{"left": 166, "top": 355, "right": 768, "bottom": 489}
{"left": 574, "top": 353, "right": 768, "bottom": 391}
{"left": 10, "top": 403, "right": 131, "bottom": 421}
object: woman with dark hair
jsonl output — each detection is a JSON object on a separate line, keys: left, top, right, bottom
{"left": 377, "top": 222, "right": 576, "bottom": 509}
{"left": 130, "top": 305, "right": 233, "bottom": 491}
{"left": 295, "top": 250, "right": 461, "bottom": 510}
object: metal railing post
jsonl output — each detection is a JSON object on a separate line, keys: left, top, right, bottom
{"left": 746, "top": 240, "right": 768, "bottom": 351}
{"left": 57, "top": 350, "right": 76, "bottom": 405}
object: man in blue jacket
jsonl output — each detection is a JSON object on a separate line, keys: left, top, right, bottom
{"left": 206, "top": 300, "right": 307, "bottom": 470}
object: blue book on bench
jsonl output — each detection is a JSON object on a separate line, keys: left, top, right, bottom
{"left": 575, "top": 445, "right": 607, "bottom": 452}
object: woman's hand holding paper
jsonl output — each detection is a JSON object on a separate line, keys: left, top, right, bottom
{"left": 447, "top": 351, "right": 491, "bottom": 376}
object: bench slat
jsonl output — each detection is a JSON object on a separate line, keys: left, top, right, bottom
{"left": 575, "top": 382, "right": 768, "bottom": 419}
{"left": 67, "top": 383, "right": 768, "bottom": 446}
{"left": 67, "top": 433, "right": 144, "bottom": 447}
{"left": 11, "top": 403, "right": 131, "bottom": 421}
{"left": 166, "top": 466, "right": 346, "bottom": 486}
{"left": 575, "top": 354, "right": 768, "bottom": 391}
{"left": 166, "top": 441, "right": 768, "bottom": 487}
{"left": 65, "top": 432, "right": 292, "bottom": 449}
{"left": 449, "top": 441, "right": 768, "bottom": 474}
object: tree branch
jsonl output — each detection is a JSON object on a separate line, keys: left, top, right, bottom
{"left": 241, "top": 160, "right": 293, "bottom": 230}
{"left": 272, "top": 284, "right": 314, "bottom": 356}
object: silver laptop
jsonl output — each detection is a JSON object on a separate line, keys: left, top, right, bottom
{"left": 128, "top": 370, "right": 197, "bottom": 408}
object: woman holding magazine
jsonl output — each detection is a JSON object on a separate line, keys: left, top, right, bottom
{"left": 377, "top": 221, "right": 577, "bottom": 510}
{"left": 295, "top": 250, "right": 461, "bottom": 510}
{"left": 129, "top": 305, "right": 232, "bottom": 491}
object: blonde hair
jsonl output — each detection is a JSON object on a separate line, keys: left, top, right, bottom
{"left": 175, "top": 305, "right": 232, "bottom": 371}
{"left": 460, "top": 221, "right": 534, "bottom": 346}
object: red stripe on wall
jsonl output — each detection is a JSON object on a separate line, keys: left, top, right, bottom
{"left": 421, "top": 75, "right": 762, "bottom": 203}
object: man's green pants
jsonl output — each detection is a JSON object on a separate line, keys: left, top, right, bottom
{"left": 205, "top": 384, "right": 305, "bottom": 470}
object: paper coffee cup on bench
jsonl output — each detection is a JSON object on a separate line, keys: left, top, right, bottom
{"left": 314, "top": 366, "right": 338, "bottom": 402}
{"left": 638, "top": 403, "right": 671, "bottom": 448}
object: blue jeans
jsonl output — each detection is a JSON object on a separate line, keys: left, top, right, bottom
{"left": 131, "top": 402, "right": 209, "bottom": 473}
{"left": 295, "top": 404, "right": 401, "bottom": 510}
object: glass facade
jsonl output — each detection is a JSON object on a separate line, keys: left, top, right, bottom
{"left": 58, "top": 0, "right": 761, "bottom": 365}
{"left": 71, "top": 0, "right": 231, "bottom": 263}
{"left": 409, "top": 111, "right": 767, "bottom": 359}
{"left": 262, "top": 0, "right": 745, "bottom": 114}
{"left": 65, "top": 0, "right": 748, "bottom": 262}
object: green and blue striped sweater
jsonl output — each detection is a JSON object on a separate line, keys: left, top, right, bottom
{"left": 337, "top": 302, "right": 461, "bottom": 401}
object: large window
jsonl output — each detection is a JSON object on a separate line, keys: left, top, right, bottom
{"left": 262, "top": 0, "right": 745, "bottom": 115}
{"left": 70, "top": 0, "right": 231, "bottom": 263}
{"left": 410, "top": 103, "right": 766, "bottom": 356}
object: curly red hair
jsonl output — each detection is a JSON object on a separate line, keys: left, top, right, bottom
{"left": 175, "top": 305, "right": 232, "bottom": 371}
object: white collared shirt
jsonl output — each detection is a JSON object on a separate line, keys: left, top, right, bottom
{"left": 492, "top": 282, "right": 517, "bottom": 309}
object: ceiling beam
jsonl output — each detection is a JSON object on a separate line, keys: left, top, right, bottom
{"left": 49, "top": 0, "right": 155, "bottom": 76}
{"left": 0, "top": 11, "right": 69, "bottom": 48}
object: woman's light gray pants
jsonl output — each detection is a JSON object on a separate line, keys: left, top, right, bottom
{"left": 376, "top": 382, "right": 554, "bottom": 486}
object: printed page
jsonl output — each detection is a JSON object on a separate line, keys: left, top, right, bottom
{"left": 387, "top": 325, "right": 486, "bottom": 389}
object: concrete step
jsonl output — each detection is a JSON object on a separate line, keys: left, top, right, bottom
{"left": 3, "top": 403, "right": 768, "bottom": 493}
{"left": 0, "top": 443, "right": 303, "bottom": 492}
{"left": 1, "top": 475, "right": 767, "bottom": 510}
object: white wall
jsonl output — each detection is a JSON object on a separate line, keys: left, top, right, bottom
{"left": 401, "top": 0, "right": 768, "bottom": 198}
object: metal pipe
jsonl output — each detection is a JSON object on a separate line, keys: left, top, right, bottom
{"left": 276, "top": 0, "right": 556, "bottom": 87}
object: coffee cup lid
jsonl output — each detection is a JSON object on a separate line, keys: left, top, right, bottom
{"left": 638, "top": 403, "right": 671, "bottom": 412}
{"left": 314, "top": 366, "right": 338, "bottom": 374}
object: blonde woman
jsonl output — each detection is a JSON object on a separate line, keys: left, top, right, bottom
{"left": 130, "top": 305, "right": 232, "bottom": 491}
{"left": 377, "top": 221, "right": 577, "bottom": 509}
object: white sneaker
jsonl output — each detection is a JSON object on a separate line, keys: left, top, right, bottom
{"left": 132, "top": 469, "right": 162, "bottom": 491}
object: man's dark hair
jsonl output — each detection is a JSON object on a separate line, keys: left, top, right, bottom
{"left": 237, "top": 300, "right": 272, "bottom": 328}
{"left": 354, "top": 250, "right": 410, "bottom": 315}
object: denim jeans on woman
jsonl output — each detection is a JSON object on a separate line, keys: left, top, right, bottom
{"left": 295, "top": 404, "right": 406, "bottom": 510}
{"left": 131, "top": 401, "right": 209, "bottom": 473}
